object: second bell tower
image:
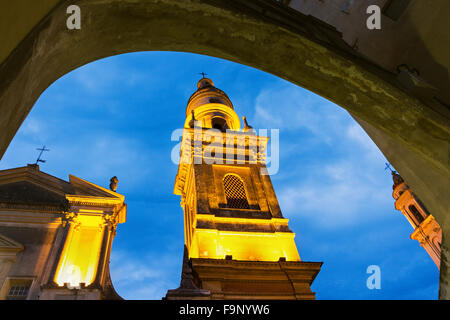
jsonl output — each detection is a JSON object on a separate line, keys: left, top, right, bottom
{"left": 167, "top": 78, "right": 322, "bottom": 300}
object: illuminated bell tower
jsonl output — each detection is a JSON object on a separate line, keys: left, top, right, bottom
{"left": 166, "top": 78, "right": 322, "bottom": 300}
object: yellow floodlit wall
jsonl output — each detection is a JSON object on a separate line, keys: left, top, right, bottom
{"left": 54, "top": 215, "right": 104, "bottom": 287}
{"left": 190, "top": 229, "right": 300, "bottom": 261}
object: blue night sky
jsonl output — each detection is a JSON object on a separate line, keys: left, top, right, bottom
{"left": 0, "top": 52, "right": 439, "bottom": 299}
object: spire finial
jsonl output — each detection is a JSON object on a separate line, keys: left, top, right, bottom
{"left": 243, "top": 116, "right": 254, "bottom": 133}
{"left": 189, "top": 110, "right": 198, "bottom": 128}
{"left": 109, "top": 176, "right": 119, "bottom": 191}
{"left": 199, "top": 72, "right": 207, "bottom": 78}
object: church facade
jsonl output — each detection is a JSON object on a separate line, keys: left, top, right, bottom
{"left": 0, "top": 164, "right": 126, "bottom": 300}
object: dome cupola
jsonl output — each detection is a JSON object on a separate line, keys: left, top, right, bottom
{"left": 185, "top": 78, "right": 240, "bottom": 131}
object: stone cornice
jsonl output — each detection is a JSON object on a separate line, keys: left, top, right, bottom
{"left": 66, "top": 195, "right": 123, "bottom": 208}
{"left": 191, "top": 257, "right": 323, "bottom": 272}
{"left": 0, "top": 201, "right": 66, "bottom": 213}
{"left": 195, "top": 213, "right": 292, "bottom": 233}
{"left": 411, "top": 214, "right": 440, "bottom": 239}
{"left": 68, "top": 175, "right": 125, "bottom": 201}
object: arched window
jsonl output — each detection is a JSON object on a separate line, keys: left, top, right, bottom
{"left": 409, "top": 204, "right": 424, "bottom": 225}
{"left": 223, "top": 174, "right": 250, "bottom": 209}
{"left": 211, "top": 117, "right": 228, "bottom": 132}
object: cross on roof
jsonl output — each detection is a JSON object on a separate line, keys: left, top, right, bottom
{"left": 199, "top": 72, "right": 208, "bottom": 78}
{"left": 35, "top": 145, "right": 50, "bottom": 164}
{"left": 384, "top": 162, "right": 394, "bottom": 173}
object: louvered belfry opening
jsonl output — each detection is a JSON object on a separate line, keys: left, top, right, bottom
{"left": 223, "top": 174, "right": 250, "bottom": 209}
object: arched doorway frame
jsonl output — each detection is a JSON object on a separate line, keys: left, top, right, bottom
{"left": 0, "top": 0, "right": 448, "bottom": 298}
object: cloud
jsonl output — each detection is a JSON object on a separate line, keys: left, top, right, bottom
{"left": 71, "top": 59, "right": 123, "bottom": 94}
{"left": 52, "top": 133, "right": 155, "bottom": 181}
{"left": 0, "top": 101, "right": 168, "bottom": 193}
{"left": 252, "top": 83, "right": 393, "bottom": 229}
{"left": 278, "top": 164, "right": 391, "bottom": 228}
{"left": 20, "top": 118, "right": 42, "bottom": 136}
{"left": 253, "top": 85, "right": 350, "bottom": 144}
{"left": 346, "top": 122, "right": 384, "bottom": 162}
{"left": 109, "top": 250, "right": 181, "bottom": 300}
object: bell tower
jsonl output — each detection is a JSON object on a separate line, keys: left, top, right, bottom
{"left": 166, "top": 78, "right": 322, "bottom": 300}
{"left": 391, "top": 171, "right": 442, "bottom": 269}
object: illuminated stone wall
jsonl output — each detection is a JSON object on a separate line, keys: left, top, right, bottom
{"left": 0, "top": 165, "right": 126, "bottom": 300}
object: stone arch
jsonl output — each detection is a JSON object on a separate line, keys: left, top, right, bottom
{"left": 0, "top": 0, "right": 448, "bottom": 297}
